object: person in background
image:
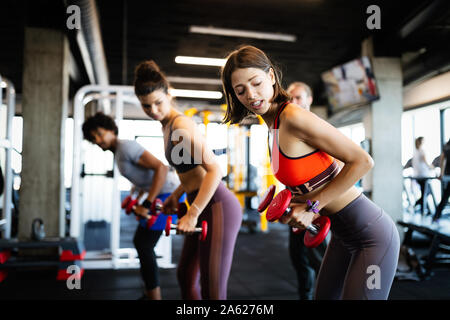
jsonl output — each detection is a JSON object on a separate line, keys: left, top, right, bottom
{"left": 412, "top": 137, "right": 434, "bottom": 213}
{"left": 82, "top": 112, "right": 181, "bottom": 300}
{"left": 434, "top": 139, "right": 450, "bottom": 221}
{"left": 287, "top": 82, "right": 313, "bottom": 111}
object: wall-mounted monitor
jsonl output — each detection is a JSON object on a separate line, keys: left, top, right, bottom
{"left": 321, "top": 56, "right": 379, "bottom": 112}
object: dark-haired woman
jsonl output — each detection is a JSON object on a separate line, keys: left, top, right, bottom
{"left": 221, "top": 45, "right": 400, "bottom": 300}
{"left": 82, "top": 112, "right": 182, "bottom": 300}
{"left": 133, "top": 61, "right": 243, "bottom": 300}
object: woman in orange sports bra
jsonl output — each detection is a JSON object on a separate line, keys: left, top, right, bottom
{"left": 221, "top": 45, "right": 400, "bottom": 300}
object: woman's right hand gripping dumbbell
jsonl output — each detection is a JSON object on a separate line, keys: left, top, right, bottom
{"left": 163, "top": 200, "right": 208, "bottom": 241}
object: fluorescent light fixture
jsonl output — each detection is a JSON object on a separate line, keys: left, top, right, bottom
{"left": 175, "top": 56, "right": 226, "bottom": 67}
{"left": 167, "top": 76, "right": 222, "bottom": 85}
{"left": 190, "top": 25, "right": 297, "bottom": 42}
{"left": 169, "top": 88, "right": 223, "bottom": 99}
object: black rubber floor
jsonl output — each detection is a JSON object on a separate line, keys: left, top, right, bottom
{"left": 1, "top": 217, "right": 450, "bottom": 300}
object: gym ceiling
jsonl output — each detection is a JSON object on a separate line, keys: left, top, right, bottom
{"left": 1, "top": 0, "right": 450, "bottom": 111}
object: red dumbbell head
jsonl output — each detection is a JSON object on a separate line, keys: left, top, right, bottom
{"left": 146, "top": 215, "right": 158, "bottom": 229}
{"left": 257, "top": 185, "right": 276, "bottom": 213}
{"left": 165, "top": 215, "right": 172, "bottom": 236}
{"left": 151, "top": 198, "right": 163, "bottom": 215}
{"left": 266, "top": 189, "right": 292, "bottom": 222}
{"left": 126, "top": 199, "right": 138, "bottom": 215}
{"left": 199, "top": 220, "right": 208, "bottom": 241}
{"left": 303, "top": 216, "right": 331, "bottom": 248}
{"left": 121, "top": 195, "right": 132, "bottom": 209}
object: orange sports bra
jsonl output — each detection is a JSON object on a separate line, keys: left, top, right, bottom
{"left": 270, "top": 102, "right": 339, "bottom": 195}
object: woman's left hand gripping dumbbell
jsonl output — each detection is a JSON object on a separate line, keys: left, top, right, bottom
{"left": 258, "top": 187, "right": 330, "bottom": 248}
{"left": 133, "top": 199, "right": 163, "bottom": 229}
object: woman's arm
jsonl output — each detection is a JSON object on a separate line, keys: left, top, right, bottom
{"left": 172, "top": 117, "right": 222, "bottom": 222}
{"left": 137, "top": 150, "right": 169, "bottom": 203}
{"left": 161, "top": 182, "right": 185, "bottom": 214}
{"left": 170, "top": 183, "right": 186, "bottom": 200}
{"left": 283, "top": 104, "right": 373, "bottom": 211}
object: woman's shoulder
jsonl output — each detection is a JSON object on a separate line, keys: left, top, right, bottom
{"left": 118, "top": 139, "right": 141, "bottom": 149}
{"left": 171, "top": 113, "right": 198, "bottom": 132}
{"left": 279, "top": 103, "right": 309, "bottom": 128}
{"left": 117, "top": 139, "right": 145, "bottom": 155}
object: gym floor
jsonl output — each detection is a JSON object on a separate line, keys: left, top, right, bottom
{"left": 1, "top": 212, "right": 450, "bottom": 300}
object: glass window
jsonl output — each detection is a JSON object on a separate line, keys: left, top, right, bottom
{"left": 338, "top": 123, "right": 365, "bottom": 145}
{"left": 204, "top": 122, "right": 228, "bottom": 177}
{"left": 402, "top": 107, "right": 441, "bottom": 170}
{"left": 444, "top": 108, "right": 450, "bottom": 144}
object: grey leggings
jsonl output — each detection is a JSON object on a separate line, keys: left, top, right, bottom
{"left": 314, "top": 193, "right": 400, "bottom": 300}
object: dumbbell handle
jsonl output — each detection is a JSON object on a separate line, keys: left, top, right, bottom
{"left": 281, "top": 207, "right": 319, "bottom": 235}
{"left": 306, "top": 224, "right": 319, "bottom": 235}
{"left": 168, "top": 224, "right": 203, "bottom": 233}
{"left": 165, "top": 217, "right": 207, "bottom": 241}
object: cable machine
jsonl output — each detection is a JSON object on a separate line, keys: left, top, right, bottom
{"left": 71, "top": 85, "right": 174, "bottom": 269}
{"left": 0, "top": 76, "right": 15, "bottom": 240}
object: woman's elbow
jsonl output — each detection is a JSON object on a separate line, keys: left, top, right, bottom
{"left": 207, "top": 162, "right": 223, "bottom": 181}
{"left": 159, "top": 164, "right": 169, "bottom": 176}
{"left": 363, "top": 154, "right": 374, "bottom": 172}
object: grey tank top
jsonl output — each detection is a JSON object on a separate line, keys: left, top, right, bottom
{"left": 115, "top": 139, "right": 179, "bottom": 193}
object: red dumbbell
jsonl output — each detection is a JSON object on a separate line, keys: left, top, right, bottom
{"left": 258, "top": 186, "right": 330, "bottom": 248}
{"left": 121, "top": 195, "right": 133, "bottom": 209}
{"left": 125, "top": 198, "right": 139, "bottom": 215}
{"left": 122, "top": 195, "right": 138, "bottom": 214}
{"left": 164, "top": 204, "right": 208, "bottom": 241}
{"left": 257, "top": 185, "right": 276, "bottom": 213}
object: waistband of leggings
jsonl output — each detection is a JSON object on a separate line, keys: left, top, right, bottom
{"left": 328, "top": 193, "right": 384, "bottom": 236}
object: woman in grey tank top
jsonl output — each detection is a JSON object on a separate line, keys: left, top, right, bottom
{"left": 82, "top": 113, "right": 181, "bottom": 300}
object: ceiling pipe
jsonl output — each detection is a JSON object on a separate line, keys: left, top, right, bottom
{"left": 66, "top": 0, "right": 109, "bottom": 86}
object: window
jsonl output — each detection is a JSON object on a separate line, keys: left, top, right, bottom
{"left": 444, "top": 107, "right": 450, "bottom": 144}
{"left": 338, "top": 123, "right": 365, "bottom": 145}
{"left": 402, "top": 106, "right": 441, "bottom": 168}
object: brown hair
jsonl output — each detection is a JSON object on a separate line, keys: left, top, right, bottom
{"left": 415, "top": 136, "right": 424, "bottom": 149}
{"left": 134, "top": 60, "right": 170, "bottom": 97}
{"left": 221, "top": 45, "right": 290, "bottom": 124}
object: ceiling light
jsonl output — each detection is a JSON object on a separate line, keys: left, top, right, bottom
{"left": 1, "top": 81, "right": 7, "bottom": 88}
{"left": 167, "top": 76, "right": 222, "bottom": 85}
{"left": 169, "top": 88, "right": 223, "bottom": 99}
{"left": 175, "top": 56, "right": 226, "bottom": 67}
{"left": 189, "top": 25, "right": 297, "bottom": 42}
